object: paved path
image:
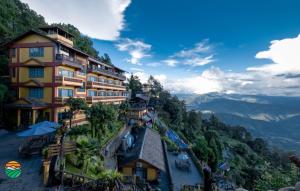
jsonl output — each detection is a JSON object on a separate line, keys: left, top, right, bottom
{"left": 167, "top": 151, "right": 203, "bottom": 191}
{"left": 102, "top": 125, "right": 131, "bottom": 170}
{"left": 0, "top": 131, "right": 47, "bottom": 191}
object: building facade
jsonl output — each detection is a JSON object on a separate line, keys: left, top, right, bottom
{"left": 7, "top": 26, "right": 127, "bottom": 127}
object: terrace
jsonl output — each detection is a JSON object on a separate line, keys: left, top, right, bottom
{"left": 87, "top": 67, "right": 126, "bottom": 81}
{"left": 56, "top": 54, "right": 84, "bottom": 69}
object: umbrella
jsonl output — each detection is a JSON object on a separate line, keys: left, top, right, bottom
{"left": 29, "top": 121, "right": 61, "bottom": 129}
{"left": 17, "top": 121, "right": 59, "bottom": 137}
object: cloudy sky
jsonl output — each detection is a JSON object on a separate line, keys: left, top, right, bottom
{"left": 21, "top": 0, "right": 300, "bottom": 96}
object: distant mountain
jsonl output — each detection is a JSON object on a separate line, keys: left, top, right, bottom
{"left": 177, "top": 93, "right": 300, "bottom": 153}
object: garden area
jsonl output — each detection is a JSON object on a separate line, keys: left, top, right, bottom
{"left": 48, "top": 98, "right": 128, "bottom": 184}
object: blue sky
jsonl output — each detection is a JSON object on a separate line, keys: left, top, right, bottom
{"left": 22, "top": 0, "right": 300, "bottom": 95}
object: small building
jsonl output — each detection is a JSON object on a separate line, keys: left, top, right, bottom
{"left": 118, "top": 128, "right": 165, "bottom": 182}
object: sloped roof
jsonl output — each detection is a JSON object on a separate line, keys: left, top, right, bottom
{"left": 119, "top": 128, "right": 165, "bottom": 171}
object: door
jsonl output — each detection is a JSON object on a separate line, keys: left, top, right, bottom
{"left": 20, "top": 110, "right": 32, "bottom": 127}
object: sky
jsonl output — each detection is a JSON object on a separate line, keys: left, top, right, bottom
{"left": 21, "top": 0, "right": 300, "bottom": 96}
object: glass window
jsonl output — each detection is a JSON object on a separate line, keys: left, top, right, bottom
{"left": 87, "top": 76, "right": 98, "bottom": 82}
{"left": 58, "top": 88, "right": 74, "bottom": 97}
{"left": 58, "top": 68, "right": 74, "bottom": 77}
{"left": 99, "top": 91, "right": 105, "bottom": 96}
{"left": 29, "top": 67, "right": 44, "bottom": 78}
{"left": 77, "top": 82, "right": 85, "bottom": 92}
{"left": 29, "top": 88, "right": 43, "bottom": 99}
{"left": 29, "top": 47, "right": 44, "bottom": 57}
{"left": 88, "top": 90, "right": 97, "bottom": 97}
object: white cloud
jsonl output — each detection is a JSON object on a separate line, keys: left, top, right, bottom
{"left": 160, "top": 35, "right": 300, "bottom": 96}
{"left": 146, "top": 62, "right": 161, "bottom": 67}
{"left": 20, "top": 0, "right": 131, "bottom": 40}
{"left": 175, "top": 40, "right": 212, "bottom": 58}
{"left": 154, "top": 74, "right": 167, "bottom": 83}
{"left": 162, "top": 39, "right": 215, "bottom": 67}
{"left": 162, "top": 64, "right": 300, "bottom": 96}
{"left": 129, "top": 72, "right": 167, "bottom": 84}
{"left": 185, "top": 55, "right": 214, "bottom": 66}
{"left": 162, "top": 59, "right": 178, "bottom": 67}
{"left": 116, "top": 38, "right": 151, "bottom": 65}
{"left": 130, "top": 67, "right": 144, "bottom": 72}
{"left": 248, "top": 34, "right": 300, "bottom": 74}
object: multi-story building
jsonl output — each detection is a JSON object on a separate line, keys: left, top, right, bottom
{"left": 7, "top": 26, "right": 127, "bottom": 127}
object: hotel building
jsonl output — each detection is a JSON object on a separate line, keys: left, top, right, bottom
{"left": 7, "top": 26, "right": 127, "bottom": 127}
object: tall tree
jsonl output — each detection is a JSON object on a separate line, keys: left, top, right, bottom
{"left": 128, "top": 74, "right": 142, "bottom": 99}
{"left": 65, "top": 98, "right": 86, "bottom": 128}
{"left": 86, "top": 103, "right": 117, "bottom": 141}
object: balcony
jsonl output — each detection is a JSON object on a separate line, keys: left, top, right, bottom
{"left": 54, "top": 97, "right": 86, "bottom": 105}
{"left": 86, "top": 81, "right": 126, "bottom": 90}
{"left": 56, "top": 54, "right": 83, "bottom": 69}
{"left": 55, "top": 76, "right": 83, "bottom": 87}
{"left": 86, "top": 96, "right": 127, "bottom": 104}
{"left": 87, "top": 67, "right": 126, "bottom": 81}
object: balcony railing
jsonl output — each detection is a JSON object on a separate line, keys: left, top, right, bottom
{"left": 86, "top": 96, "right": 127, "bottom": 103}
{"left": 56, "top": 54, "right": 83, "bottom": 69}
{"left": 86, "top": 80, "right": 126, "bottom": 90}
{"left": 54, "top": 97, "right": 86, "bottom": 105}
{"left": 55, "top": 76, "right": 83, "bottom": 86}
{"left": 87, "top": 67, "right": 126, "bottom": 81}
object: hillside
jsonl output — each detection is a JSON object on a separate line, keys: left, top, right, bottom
{"left": 178, "top": 93, "right": 300, "bottom": 153}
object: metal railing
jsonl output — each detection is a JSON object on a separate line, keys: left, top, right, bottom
{"left": 56, "top": 54, "right": 83, "bottom": 69}
{"left": 87, "top": 67, "right": 126, "bottom": 80}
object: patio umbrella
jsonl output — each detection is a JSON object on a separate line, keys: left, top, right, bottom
{"left": 17, "top": 121, "right": 59, "bottom": 137}
{"left": 29, "top": 121, "right": 61, "bottom": 129}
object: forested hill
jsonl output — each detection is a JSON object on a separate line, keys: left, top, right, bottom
{"left": 129, "top": 75, "right": 299, "bottom": 190}
{"left": 0, "top": 0, "right": 99, "bottom": 60}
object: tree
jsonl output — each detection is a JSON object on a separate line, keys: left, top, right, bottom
{"left": 147, "top": 75, "right": 163, "bottom": 96}
{"left": 100, "top": 53, "right": 112, "bottom": 65}
{"left": 118, "top": 101, "right": 129, "bottom": 122}
{"left": 128, "top": 74, "right": 142, "bottom": 99}
{"left": 65, "top": 98, "right": 86, "bottom": 128}
{"left": 86, "top": 103, "right": 117, "bottom": 141}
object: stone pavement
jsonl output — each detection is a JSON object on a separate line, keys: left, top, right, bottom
{"left": 0, "top": 131, "right": 47, "bottom": 191}
{"left": 167, "top": 151, "right": 203, "bottom": 191}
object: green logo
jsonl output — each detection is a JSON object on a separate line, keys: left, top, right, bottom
{"left": 5, "top": 161, "right": 21, "bottom": 179}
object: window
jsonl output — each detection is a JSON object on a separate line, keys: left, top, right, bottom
{"left": 29, "top": 67, "right": 44, "bottom": 78}
{"left": 77, "top": 82, "right": 85, "bottom": 92}
{"left": 88, "top": 90, "right": 97, "bottom": 97}
{"left": 99, "top": 91, "right": 105, "bottom": 96}
{"left": 87, "top": 76, "right": 98, "bottom": 82}
{"left": 11, "top": 48, "right": 16, "bottom": 57}
{"left": 98, "top": 78, "right": 104, "bottom": 83}
{"left": 29, "top": 47, "right": 44, "bottom": 57}
{"left": 58, "top": 68, "right": 74, "bottom": 77}
{"left": 29, "top": 88, "right": 43, "bottom": 99}
{"left": 58, "top": 88, "right": 74, "bottom": 97}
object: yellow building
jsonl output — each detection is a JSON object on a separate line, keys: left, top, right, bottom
{"left": 7, "top": 26, "right": 127, "bottom": 127}
{"left": 118, "top": 128, "right": 165, "bottom": 182}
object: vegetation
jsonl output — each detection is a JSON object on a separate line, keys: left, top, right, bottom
{"left": 128, "top": 74, "right": 300, "bottom": 190}
{"left": 65, "top": 98, "right": 87, "bottom": 128}
{"left": 65, "top": 103, "right": 123, "bottom": 179}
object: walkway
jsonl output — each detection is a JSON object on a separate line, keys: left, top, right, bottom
{"left": 0, "top": 130, "right": 46, "bottom": 191}
{"left": 102, "top": 125, "right": 132, "bottom": 170}
{"left": 167, "top": 151, "right": 203, "bottom": 191}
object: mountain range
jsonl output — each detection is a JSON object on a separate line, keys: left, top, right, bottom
{"left": 177, "top": 93, "right": 300, "bottom": 153}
